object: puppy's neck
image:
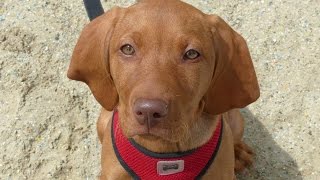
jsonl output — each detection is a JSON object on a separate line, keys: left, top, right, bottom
{"left": 132, "top": 114, "right": 221, "bottom": 153}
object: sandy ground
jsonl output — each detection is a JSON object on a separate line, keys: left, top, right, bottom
{"left": 0, "top": 0, "right": 319, "bottom": 179}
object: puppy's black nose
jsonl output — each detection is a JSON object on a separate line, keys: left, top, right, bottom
{"left": 133, "top": 98, "right": 168, "bottom": 128}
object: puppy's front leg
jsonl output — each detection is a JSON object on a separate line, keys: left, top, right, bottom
{"left": 224, "top": 109, "right": 255, "bottom": 173}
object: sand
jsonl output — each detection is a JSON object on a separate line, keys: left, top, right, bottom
{"left": 0, "top": 0, "right": 319, "bottom": 179}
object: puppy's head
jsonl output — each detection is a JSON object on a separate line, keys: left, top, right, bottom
{"left": 68, "top": 0, "right": 259, "bottom": 142}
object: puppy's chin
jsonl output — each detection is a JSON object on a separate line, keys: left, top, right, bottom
{"left": 122, "top": 121, "right": 192, "bottom": 143}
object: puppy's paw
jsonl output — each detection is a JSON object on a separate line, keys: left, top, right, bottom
{"left": 234, "top": 141, "right": 255, "bottom": 173}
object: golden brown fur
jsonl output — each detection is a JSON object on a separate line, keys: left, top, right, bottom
{"left": 68, "top": 0, "right": 259, "bottom": 179}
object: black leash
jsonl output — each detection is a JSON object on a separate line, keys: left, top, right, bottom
{"left": 83, "top": 0, "right": 104, "bottom": 21}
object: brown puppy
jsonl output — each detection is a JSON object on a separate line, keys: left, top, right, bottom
{"left": 68, "top": 0, "right": 259, "bottom": 179}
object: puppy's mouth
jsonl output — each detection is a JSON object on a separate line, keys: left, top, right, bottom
{"left": 123, "top": 119, "right": 191, "bottom": 143}
{"left": 126, "top": 126, "right": 171, "bottom": 139}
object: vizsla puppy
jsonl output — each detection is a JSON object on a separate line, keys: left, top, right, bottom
{"left": 68, "top": 0, "right": 260, "bottom": 179}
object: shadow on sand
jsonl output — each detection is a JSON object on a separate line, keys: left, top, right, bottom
{"left": 237, "top": 109, "right": 302, "bottom": 180}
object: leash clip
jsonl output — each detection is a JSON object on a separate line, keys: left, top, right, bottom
{"left": 83, "top": 0, "right": 104, "bottom": 21}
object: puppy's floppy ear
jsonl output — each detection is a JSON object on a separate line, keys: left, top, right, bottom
{"left": 204, "top": 15, "right": 260, "bottom": 115}
{"left": 67, "top": 8, "right": 122, "bottom": 111}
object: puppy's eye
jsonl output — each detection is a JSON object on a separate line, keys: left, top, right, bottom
{"left": 184, "top": 49, "right": 200, "bottom": 60}
{"left": 120, "top": 44, "right": 135, "bottom": 55}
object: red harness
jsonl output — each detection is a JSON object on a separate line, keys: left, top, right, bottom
{"left": 111, "top": 111, "right": 223, "bottom": 180}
